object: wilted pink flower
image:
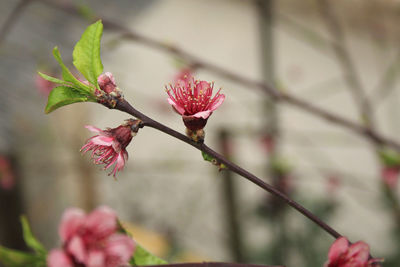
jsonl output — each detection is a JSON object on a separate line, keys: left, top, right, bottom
{"left": 166, "top": 76, "right": 225, "bottom": 131}
{"left": 0, "top": 156, "right": 15, "bottom": 190}
{"left": 325, "top": 237, "right": 382, "bottom": 267}
{"left": 35, "top": 74, "right": 54, "bottom": 96}
{"left": 381, "top": 166, "right": 399, "bottom": 188}
{"left": 47, "top": 206, "right": 135, "bottom": 267}
{"left": 98, "top": 72, "right": 117, "bottom": 95}
{"left": 81, "top": 120, "right": 139, "bottom": 177}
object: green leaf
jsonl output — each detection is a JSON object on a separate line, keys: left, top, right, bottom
{"left": 379, "top": 149, "right": 400, "bottom": 167}
{"left": 37, "top": 72, "right": 69, "bottom": 85}
{"left": 45, "top": 86, "right": 94, "bottom": 114}
{"left": 202, "top": 151, "right": 214, "bottom": 162}
{"left": 72, "top": 20, "right": 103, "bottom": 86}
{"left": 130, "top": 244, "right": 167, "bottom": 266}
{"left": 0, "top": 246, "right": 44, "bottom": 267}
{"left": 20, "top": 216, "right": 46, "bottom": 256}
{"left": 52, "top": 47, "right": 92, "bottom": 93}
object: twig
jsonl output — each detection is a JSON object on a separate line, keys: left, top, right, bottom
{"left": 0, "top": 0, "right": 32, "bottom": 45}
{"left": 114, "top": 98, "right": 342, "bottom": 239}
{"left": 37, "top": 0, "right": 400, "bottom": 152}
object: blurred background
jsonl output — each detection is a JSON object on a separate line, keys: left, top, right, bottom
{"left": 1, "top": 0, "right": 400, "bottom": 266}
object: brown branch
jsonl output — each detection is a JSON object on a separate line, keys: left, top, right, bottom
{"left": 0, "top": 0, "right": 32, "bottom": 45}
{"left": 36, "top": 0, "right": 400, "bottom": 152}
{"left": 317, "top": 0, "right": 375, "bottom": 128}
{"left": 114, "top": 98, "right": 342, "bottom": 240}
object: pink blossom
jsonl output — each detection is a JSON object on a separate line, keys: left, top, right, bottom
{"left": 47, "top": 206, "right": 135, "bottom": 267}
{"left": 81, "top": 121, "right": 137, "bottom": 177}
{"left": 0, "top": 156, "right": 15, "bottom": 190}
{"left": 381, "top": 166, "right": 399, "bottom": 188}
{"left": 166, "top": 75, "right": 225, "bottom": 131}
{"left": 174, "top": 68, "right": 193, "bottom": 87}
{"left": 325, "top": 237, "right": 382, "bottom": 267}
{"left": 97, "top": 72, "right": 117, "bottom": 94}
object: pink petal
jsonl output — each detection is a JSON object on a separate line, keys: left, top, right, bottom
{"left": 209, "top": 94, "right": 225, "bottom": 111}
{"left": 328, "top": 237, "right": 349, "bottom": 263}
{"left": 85, "top": 125, "right": 103, "bottom": 133}
{"left": 87, "top": 250, "right": 106, "bottom": 267}
{"left": 67, "top": 236, "right": 86, "bottom": 263}
{"left": 47, "top": 250, "right": 73, "bottom": 267}
{"left": 167, "top": 98, "right": 185, "bottom": 115}
{"left": 85, "top": 206, "right": 117, "bottom": 239}
{"left": 105, "top": 234, "right": 136, "bottom": 266}
{"left": 59, "top": 208, "right": 85, "bottom": 242}
{"left": 192, "top": 110, "right": 212, "bottom": 119}
{"left": 90, "top": 136, "right": 115, "bottom": 146}
{"left": 347, "top": 241, "right": 370, "bottom": 263}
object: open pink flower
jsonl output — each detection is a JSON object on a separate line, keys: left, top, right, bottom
{"left": 47, "top": 206, "right": 135, "bottom": 267}
{"left": 325, "top": 237, "right": 382, "bottom": 267}
{"left": 81, "top": 120, "right": 138, "bottom": 177}
{"left": 166, "top": 75, "right": 225, "bottom": 131}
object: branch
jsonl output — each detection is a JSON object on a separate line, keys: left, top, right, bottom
{"left": 114, "top": 98, "right": 341, "bottom": 240}
{"left": 36, "top": 0, "right": 400, "bottom": 152}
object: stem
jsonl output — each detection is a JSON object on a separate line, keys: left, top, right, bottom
{"left": 35, "top": 0, "right": 400, "bottom": 152}
{"left": 115, "top": 99, "right": 341, "bottom": 239}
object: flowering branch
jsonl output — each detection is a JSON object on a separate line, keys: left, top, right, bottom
{"left": 113, "top": 98, "right": 342, "bottom": 239}
{"left": 35, "top": 0, "right": 400, "bottom": 152}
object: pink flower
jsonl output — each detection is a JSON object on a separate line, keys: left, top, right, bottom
{"left": 381, "top": 166, "right": 399, "bottom": 188}
{"left": 47, "top": 206, "right": 135, "bottom": 267}
{"left": 81, "top": 120, "right": 138, "bottom": 177}
{"left": 325, "top": 237, "right": 382, "bottom": 267}
{"left": 166, "top": 75, "right": 225, "bottom": 131}
{"left": 97, "top": 72, "right": 117, "bottom": 95}
{"left": 0, "top": 156, "right": 15, "bottom": 190}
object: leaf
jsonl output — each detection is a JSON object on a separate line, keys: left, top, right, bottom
{"left": 45, "top": 86, "right": 94, "bottom": 114}
{"left": 130, "top": 244, "right": 167, "bottom": 266}
{"left": 0, "top": 246, "right": 44, "bottom": 267}
{"left": 52, "top": 47, "right": 92, "bottom": 93}
{"left": 379, "top": 149, "right": 400, "bottom": 167}
{"left": 202, "top": 151, "right": 214, "bottom": 162}
{"left": 37, "top": 72, "right": 69, "bottom": 85}
{"left": 20, "top": 216, "right": 46, "bottom": 256}
{"left": 72, "top": 20, "right": 103, "bottom": 86}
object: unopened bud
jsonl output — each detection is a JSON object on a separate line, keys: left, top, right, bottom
{"left": 98, "top": 72, "right": 117, "bottom": 94}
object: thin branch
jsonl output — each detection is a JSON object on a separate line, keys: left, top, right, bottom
{"left": 115, "top": 98, "right": 342, "bottom": 239}
{"left": 317, "top": 0, "right": 375, "bottom": 129}
{"left": 0, "top": 0, "right": 32, "bottom": 45}
{"left": 37, "top": 0, "right": 400, "bottom": 152}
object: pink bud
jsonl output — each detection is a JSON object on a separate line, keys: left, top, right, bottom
{"left": 97, "top": 72, "right": 117, "bottom": 94}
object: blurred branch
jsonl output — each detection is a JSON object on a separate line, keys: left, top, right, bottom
{"left": 0, "top": 0, "right": 32, "bottom": 45}
{"left": 317, "top": 0, "right": 375, "bottom": 129}
{"left": 36, "top": 0, "right": 400, "bottom": 152}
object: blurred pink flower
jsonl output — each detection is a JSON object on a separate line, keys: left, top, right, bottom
{"left": 47, "top": 206, "right": 135, "bottom": 267}
{"left": 0, "top": 156, "right": 15, "bottom": 190}
{"left": 81, "top": 121, "right": 136, "bottom": 177}
{"left": 166, "top": 75, "right": 225, "bottom": 131}
{"left": 98, "top": 72, "right": 117, "bottom": 95}
{"left": 381, "top": 166, "right": 399, "bottom": 188}
{"left": 35, "top": 74, "right": 54, "bottom": 96}
{"left": 325, "top": 237, "right": 382, "bottom": 267}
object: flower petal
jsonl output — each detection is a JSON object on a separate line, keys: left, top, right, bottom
{"left": 105, "top": 234, "right": 136, "bottom": 267}
{"left": 192, "top": 110, "right": 212, "bottom": 119}
{"left": 347, "top": 241, "right": 370, "bottom": 264}
{"left": 47, "top": 250, "right": 73, "bottom": 267}
{"left": 85, "top": 125, "right": 103, "bottom": 133}
{"left": 85, "top": 206, "right": 117, "bottom": 239}
{"left": 59, "top": 208, "right": 85, "bottom": 242}
{"left": 167, "top": 98, "right": 185, "bottom": 115}
{"left": 67, "top": 236, "right": 86, "bottom": 263}
{"left": 209, "top": 94, "right": 225, "bottom": 112}
{"left": 90, "top": 136, "right": 115, "bottom": 146}
{"left": 328, "top": 237, "right": 349, "bottom": 263}
{"left": 87, "top": 250, "right": 106, "bottom": 267}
